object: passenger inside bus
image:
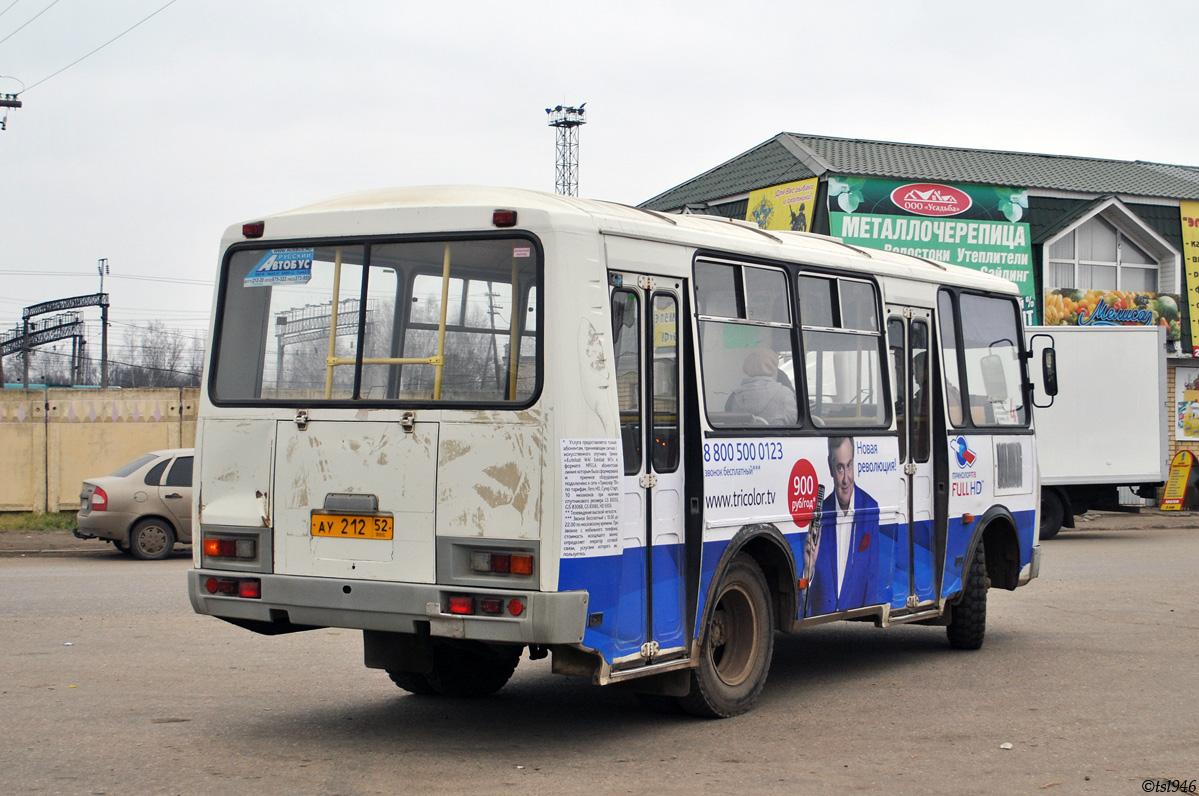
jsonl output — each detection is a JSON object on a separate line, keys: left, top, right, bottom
{"left": 724, "top": 348, "right": 798, "bottom": 425}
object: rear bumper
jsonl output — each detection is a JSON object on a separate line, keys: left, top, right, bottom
{"left": 188, "top": 569, "right": 589, "bottom": 645}
{"left": 75, "top": 512, "right": 135, "bottom": 543}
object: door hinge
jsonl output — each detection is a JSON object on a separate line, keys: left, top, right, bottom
{"left": 640, "top": 640, "right": 660, "bottom": 659}
{"left": 639, "top": 472, "right": 658, "bottom": 489}
{"left": 400, "top": 411, "right": 416, "bottom": 433}
{"left": 906, "top": 595, "right": 919, "bottom": 609}
{"left": 637, "top": 275, "right": 653, "bottom": 290}
{"left": 903, "top": 307, "right": 915, "bottom": 319}
{"left": 904, "top": 462, "right": 917, "bottom": 475}
{"left": 294, "top": 409, "right": 309, "bottom": 430}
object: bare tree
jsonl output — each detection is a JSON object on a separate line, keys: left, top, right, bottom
{"left": 110, "top": 322, "right": 204, "bottom": 388}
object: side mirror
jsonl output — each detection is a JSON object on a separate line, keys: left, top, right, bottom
{"left": 1026, "top": 332, "right": 1057, "bottom": 409}
{"left": 1041, "top": 346, "right": 1058, "bottom": 397}
{"left": 979, "top": 353, "right": 1009, "bottom": 402}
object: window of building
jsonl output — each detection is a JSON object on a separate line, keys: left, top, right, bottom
{"left": 1045, "top": 216, "right": 1158, "bottom": 292}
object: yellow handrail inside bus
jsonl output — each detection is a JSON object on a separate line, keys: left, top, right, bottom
{"left": 506, "top": 258, "right": 520, "bottom": 400}
{"left": 432, "top": 244, "right": 452, "bottom": 400}
{"left": 321, "top": 244, "right": 453, "bottom": 399}
{"left": 323, "top": 249, "right": 343, "bottom": 399}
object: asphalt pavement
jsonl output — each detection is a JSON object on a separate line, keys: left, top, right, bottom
{"left": 1, "top": 507, "right": 1194, "bottom": 557}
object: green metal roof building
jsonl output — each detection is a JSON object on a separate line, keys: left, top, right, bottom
{"left": 641, "top": 132, "right": 1199, "bottom": 472}
{"left": 641, "top": 132, "right": 1197, "bottom": 344}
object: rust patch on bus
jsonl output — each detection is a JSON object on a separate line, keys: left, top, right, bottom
{"left": 440, "top": 439, "right": 472, "bottom": 464}
{"left": 474, "top": 461, "right": 531, "bottom": 515}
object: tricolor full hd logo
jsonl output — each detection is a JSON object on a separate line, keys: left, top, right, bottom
{"left": 950, "top": 436, "right": 976, "bottom": 469}
{"left": 890, "top": 183, "right": 972, "bottom": 217}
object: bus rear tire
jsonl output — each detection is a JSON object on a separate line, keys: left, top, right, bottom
{"left": 679, "top": 554, "right": 773, "bottom": 718}
{"left": 946, "top": 542, "right": 988, "bottom": 650}
{"left": 386, "top": 670, "right": 438, "bottom": 696}
{"left": 424, "top": 640, "right": 521, "bottom": 698}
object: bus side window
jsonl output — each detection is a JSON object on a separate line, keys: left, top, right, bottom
{"left": 938, "top": 291, "right": 965, "bottom": 426}
{"left": 612, "top": 289, "right": 642, "bottom": 475}
{"left": 695, "top": 261, "right": 798, "bottom": 428}
{"left": 799, "top": 275, "right": 887, "bottom": 428}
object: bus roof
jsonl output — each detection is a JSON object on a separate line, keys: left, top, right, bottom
{"left": 228, "top": 185, "right": 1021, "bottom": 297}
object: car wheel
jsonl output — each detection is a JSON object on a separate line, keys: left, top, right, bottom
{"left": 129, "top": 518, "right": 175, "bottom": 561}
{"left": 678, "top": 554, "right": 774, "bottom": 718}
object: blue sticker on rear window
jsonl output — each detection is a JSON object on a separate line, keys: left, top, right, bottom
{"left": 244, "top": 249, "right": 314, "bottom": 286}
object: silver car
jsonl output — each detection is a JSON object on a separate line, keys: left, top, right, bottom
{"left": 75, "top": 448, "right": 194, "bottom": 560}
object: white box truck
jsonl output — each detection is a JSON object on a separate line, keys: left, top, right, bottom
{"left": 1028, "top": 325, "right": 1168, "bottom": 539}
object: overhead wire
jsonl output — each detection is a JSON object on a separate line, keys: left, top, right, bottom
{"left": 0, "top": 269, "right": 211, "bottom": 286}
{"left": 19, "top": 0, "right": 181, "bottom": 94}
{"left": 0, "top": 0, "right": 60, "bottom": 47}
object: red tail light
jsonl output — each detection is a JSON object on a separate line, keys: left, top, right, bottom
{"left": 203, "top": 576, "right": 260, "bottom": 599}
{"left": 448, "top": 596, "right": 475, "bottom": 615}
{"left": 91, "top": 486, "right": 108, "bottom": 511}
{"left": 203, "top": 537, "right": 256, "bottom": 559}
{"left": 469, "top": 550, "right": 535, "bottom": 575}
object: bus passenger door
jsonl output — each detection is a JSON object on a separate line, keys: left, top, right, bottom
{"left": 887, "top": 308, "right": 937, "bottom": 610}
{"left": 610, "top": 274, "right": 687, "bottom": 665}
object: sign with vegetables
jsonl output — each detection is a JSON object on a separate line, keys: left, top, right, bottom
{"left": 1042, "top": 289, "right": 1181, "bottom": 343}
{"left": 826, "top": 176, "right": 1036, "bottom": 323}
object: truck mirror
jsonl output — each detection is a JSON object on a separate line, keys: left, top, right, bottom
{"left": 1042, "top": 346, "right": 1058, "bottom": 397}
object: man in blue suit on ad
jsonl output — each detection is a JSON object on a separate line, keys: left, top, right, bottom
{"left": 804, "top": 436, "right": 880, "bottom": 616}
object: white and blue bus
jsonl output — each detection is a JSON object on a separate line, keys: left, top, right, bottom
{"left": 189, "top": 186, "right": 1053, "bottom": 717}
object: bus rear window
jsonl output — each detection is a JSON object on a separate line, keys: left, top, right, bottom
{"left": 210, "top": 238, "right": 540, "bottom": 405}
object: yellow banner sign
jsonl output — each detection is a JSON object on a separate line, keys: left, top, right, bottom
{"left": 1181, "top": 201, "right": 1199, "bottom": 356}
{"left": 1160, "top": 450, "right": 1194, "bottom": 510}
{"left": 747, "top": 178, "right": 819, "bottom": 232}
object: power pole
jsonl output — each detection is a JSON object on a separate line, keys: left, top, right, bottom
{"left": 98, "top": 259, "right": 109, "bottom": 387}
{"left": 545, "top": 103, "right": 587, "bottom": 196}
{"left": 0, "top": 93, "right": 21, "bottom": 131}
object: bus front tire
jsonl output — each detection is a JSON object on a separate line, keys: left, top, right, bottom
{"left": 946, "top": 542, "right": 988, "bottom": 650}
{"left": 679, "top": 554, "right": 773, "bottom": 718}
{"left": 423, "top": 640, "right": 521, "bottom": 698}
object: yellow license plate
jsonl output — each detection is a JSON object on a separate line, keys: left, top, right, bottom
{"left": 311, "top": 513, "right": 394, "bottom": 540}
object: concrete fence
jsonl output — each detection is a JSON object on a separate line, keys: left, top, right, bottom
{"left": 0, "top": 388, "right": 199, "bottom": 513}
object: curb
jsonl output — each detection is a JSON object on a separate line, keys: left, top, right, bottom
{"left": 0, "top": 547, "right": 113, "bottom": 558}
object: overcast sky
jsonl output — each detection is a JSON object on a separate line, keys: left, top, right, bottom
{"left": 2, "top": 0, "right": 1196, "bottom": 373}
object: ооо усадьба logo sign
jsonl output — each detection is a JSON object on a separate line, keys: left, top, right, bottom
{"left": 890, "top": 183, "right": 973, "bottom": 217}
